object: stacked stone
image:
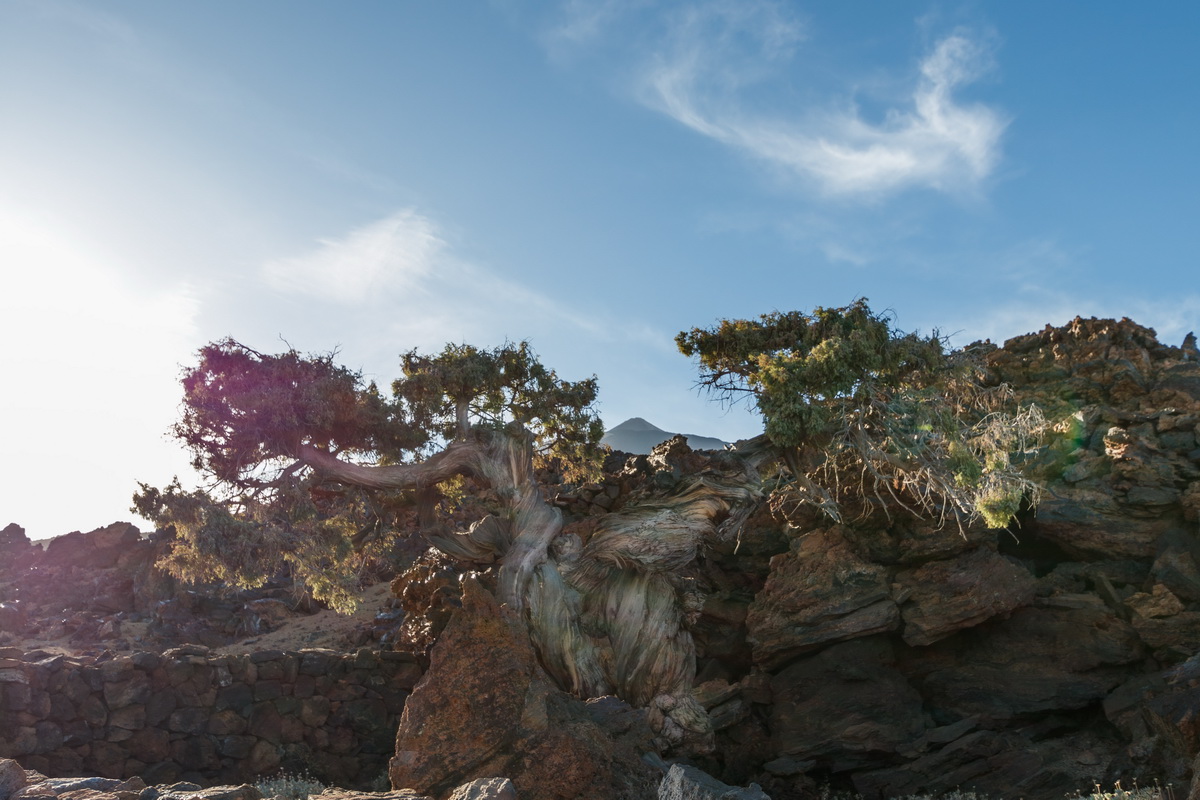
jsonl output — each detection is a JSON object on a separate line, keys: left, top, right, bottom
{"left": 0, "top": 646, "right": 421, "bottom": 789}
{"left": 552, "top": 477, "right": 624, "bottom": 517}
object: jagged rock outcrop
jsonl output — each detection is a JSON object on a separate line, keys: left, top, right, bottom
{"left": 655, "top": 765, "right": 767, "bottom": 800}
{"left": 375, "top": 318, "right": 1200, "bottom": 799}
{"left": 745, "top": 526, "right": 898, "bottom": 671}
{"left": 389, "top": 578, "right": 659, "bottom": 800}
{"left": 892, "top": 547, "right": 1038, "bottom": 646}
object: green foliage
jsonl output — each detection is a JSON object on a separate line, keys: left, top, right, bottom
{"left": 679, "top": 299, "right": 1044, "bottom": 530}
{"left": 136, "top": 338, "right": 604, "bottom": 610}
{"left": 133, "top": 477, "right": 402, "bottom": 613}
{"left": 677, "top": 299, "right": 945, "bottom": 448}
{"left": 173, "top": 338, "right": 421, "bottom": 487}
{"left": 397, "top": 341, "right": 604, "bottom": 476}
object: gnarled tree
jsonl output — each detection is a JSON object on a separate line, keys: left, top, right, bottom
{"left": 677, "top": 298, "right": 1045, "bottom": 530}
{"left": 135, "top": 337, "right": 760, "bottom": 724}
{"left": 137, "top": 301, "right": 1042, "bottom": 737}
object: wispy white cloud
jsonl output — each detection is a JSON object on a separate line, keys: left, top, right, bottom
{"left": 544, "top": 0, "right": 645, "bottom": 58}
{"left": 820, "top": 241, "right": 871, "bottom": 266}
{"left": 541, "top": 1, "right": 1005, "bottom": 197}
{"left": 259, "top": 209, "right": 621, "bottom": 349}
{"left": 580, "top": 1, "right": 1006, "bottom": 198}
{"left": 262, "top": 210, "right": 444, "bottom": 304}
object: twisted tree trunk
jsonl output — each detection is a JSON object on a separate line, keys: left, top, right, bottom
{"left": 299, "top": 427, "right": 763, "bottom": 712}
{"left": 299, "top": 425, "right": 561, "bottom": 611}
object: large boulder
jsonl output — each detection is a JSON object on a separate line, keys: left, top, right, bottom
{"left": 656, "top": 765, "right": 767, "bottom": 800}
{"left": 445, "top": 779, "right": 515, "bottom": 800}
{"left": 893, "top": 547, "right": 1037, "bottom": 646}
{"left": 0, "top": 525, "right": 32, "bottom": 579}
{"left": 389, "top": 578, "right": 659, "bottom": 800}
{"left": 43, "top": 523, "right": 141, "bottom": 570}
{"left": 746, "top": 527, "right": 898, "bottom": 671}
{"left": 768, "top": 637, "right": 925, "bottom": 772}
{"left": 910, "top": 597, "right": 1143, "bottom": 723}
{"left": 0, "top": 759, "right": 27, "bottom": 800}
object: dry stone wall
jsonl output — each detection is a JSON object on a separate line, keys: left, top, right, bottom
{"left": 0, "top": 645, "right": 422, "bottom": 789}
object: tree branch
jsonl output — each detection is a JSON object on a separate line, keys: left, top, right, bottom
{"left": 297, "top": 439, "right": 480, "bottom": 490}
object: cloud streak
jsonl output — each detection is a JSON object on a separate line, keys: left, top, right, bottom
{"left": 262, "top": 210, "right": 444, "bottom": 304}
{"left": 259, "top": 209, "right": 620, "bottom": 349}
{"left": 632, "top": 3, "right": 1006, "bottom": 198}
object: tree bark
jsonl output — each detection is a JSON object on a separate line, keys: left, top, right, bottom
{"left": 300, "top": 425, "right": 564, "bottom": 613}
{"left": 300, "top": 429, "right": 764, "bottom": 711}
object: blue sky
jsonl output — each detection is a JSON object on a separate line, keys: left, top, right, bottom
{"left": 1, "top": 1, "right": 1196, "bottom": 539}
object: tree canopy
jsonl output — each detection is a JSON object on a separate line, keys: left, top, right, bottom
{"left": 134, "top": 306, "right": 1045, "bottom": 724}
{"left": 677, "top": 299, "right": 1044, "bottom": 529}
{"left": 134, "top": 338, "right": 604, "bottom": 611}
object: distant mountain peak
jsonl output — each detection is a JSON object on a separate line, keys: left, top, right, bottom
{"left": 606, "top": 417, "right": 664, "bottom": 433}
{"left": 601, "top": 417, "right": 727, "bottom": 455}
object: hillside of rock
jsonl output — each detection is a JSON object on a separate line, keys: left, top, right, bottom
{"left": 2, "top": 315, "right": 1200, "bottom": 800}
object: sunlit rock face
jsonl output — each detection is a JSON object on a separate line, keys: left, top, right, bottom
{"left": 388, "top": 578, "right": 659, "bottom": 800}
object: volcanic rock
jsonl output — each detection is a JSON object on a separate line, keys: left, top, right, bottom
{"left": 656, "top": 764, "right": 768, "bottom": 800}
{"left": 388, "top": 578, "right": 659, "bottom": 800}
{"left": 910, "top": 598, "right": 1143, "bottom": 723}
{"left": 746, "top": 526, "right": 898, "bottom": 671}
{"left": 444, "top": 779, "right": 515, "bottom": 800}
{"left": 769, "top": 637, "right": 925, "bottom": 772}
{"left": 893, "top": 547, "right": 1037, "bottom": 646}
{"left": 0, "top": 759, "right": 27, "bottom": 800}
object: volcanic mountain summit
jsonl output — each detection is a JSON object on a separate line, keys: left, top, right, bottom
{"left": 601, "top": 417, "right": 728, "bottom": 454}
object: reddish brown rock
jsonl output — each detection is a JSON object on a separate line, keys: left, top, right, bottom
{"left": 389, "top": 578, "right": 658, "bottom": 800}
{"left": 746, "top": 526, "right": 898, "bottom": 671}
{"left": 893, "top": 547, "right": 1036, "bottom": 646}
{"left": 891, "top": 518, "right": 996, "bottom": 566}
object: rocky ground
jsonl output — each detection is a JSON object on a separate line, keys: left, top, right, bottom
{"left": 0, "top": 524, "right": 404, "bottom": 659}
{"left": 0, "top": 760, "right": 764, "bottom": 800}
